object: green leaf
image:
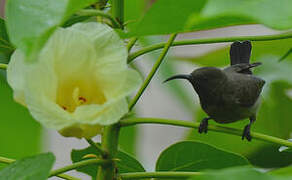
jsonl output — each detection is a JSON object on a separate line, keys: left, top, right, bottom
{"left": 0, "top": 18, "right": 14, "bottom": 64}
{"left": 268, "top": 166, "right": 292, "bottom": 176}
{"left": 126, "top": 0, "right": 207, "bottom": 37}
{"left": 198, "top": 0, "right": 292, "bottom": 30}
{"left": 119, "top": 126, "right": 137, "bottom": 156}
{"left": 71, "top": 145, "right": 145, "bottom": 179}
{"left": 5, "top": 0, "right": 97, "bottom": 61}
{"left": 124, "top": 0, "right": 146, "bottom": 30}
{"left": 188, "top": 166, "right": 292, "bottom": 180}
{"left": 279, "top": 139, "right": 292, "bottom": 153}
{"left": 0, "top": 76, "right": 42, "bottom": 169}
{"left": 183, "top": 39, "right": 292, "bottom": 168}
{"left": 279, "top": 147, "right": 292, "bottom": 153}
{"left": 156, "top": 141, "right": 249, "bottom": 174}
{"left": 116, "top": 150, "right": 145, "bottom": 174}
{"left": 0, "top": 153, "right": 55, "bottom": 180}
{"left": 126, "top": 0, "right": 292, "bottom": 37}
{"left": 0, "top": 19, "right": 9, "bottom": 44}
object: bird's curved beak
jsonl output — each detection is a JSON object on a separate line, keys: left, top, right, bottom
{"left": 163, "top": 74, "right": 192, "bottom": 83}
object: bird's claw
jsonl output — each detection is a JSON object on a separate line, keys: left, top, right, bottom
{"left": 198, "top": 118, "right": 209, "bottom": 134}
{"left": 242, "top": 124, "right": 252, "bottom": 141}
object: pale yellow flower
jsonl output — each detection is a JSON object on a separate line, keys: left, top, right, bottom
{"left": 7, "top": 22, "right": 142, "bottom": 138}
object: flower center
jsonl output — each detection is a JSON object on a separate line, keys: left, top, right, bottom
{"left": 73, "top": 87, "right": 87, "bottom": 106}
{"left": 56, "top": 78, "right": 106, "bottom": 113}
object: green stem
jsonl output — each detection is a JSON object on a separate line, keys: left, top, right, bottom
{"left": 56, "top": 174, "right": 81, "bottom": 180}
{"left": 120, "top": 171, "right": 202, "bottom": 179}
{"left": 0, "top": 63, "right": 7, "bottom": 70}
{"left": 0, "top": 156, "right": 15, "bottom": 164}
{"left": 77, "top": 9, "right": 121, "bottom": 28}
{"left": 96, "top": 1, "right": 124, "bottom": 179}
{"left": 111, "top": 0, "right": 124, "bottom": 28}
{"left": 97, "top": 124, "right": 120, "bottom": 180}
{"left": 127, "top": 37, "right": 138, "bottom": 52}
{"left": 279, "top": 48, "right": 292, "bottom": 62}
{"left": 128, "top": 34, "right": 177, "bottom": 111}
{"left": 49, "top": 159, "right": 111, "bottom": 177}
{"left": 86, "top": 138, "right": 108, "bottom": 158}
{"left": 120, "top": 117, "right": 292, "bottom": 148}
{"left": 96, "top": 1, "right": 124, "bottom": 180}
{"left": 95, "top": 0, "right": 109, "bottom": 10}
{"left": 128, "top": 31, "right": 292, "bottom": 63}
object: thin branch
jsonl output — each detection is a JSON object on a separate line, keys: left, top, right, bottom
{"left": 119, "top": 117, "right": 292, "bottom": 148}
{"left": 128, "top": 34, "right": 177, "bottom": 111}
{"left": 76, "top": 9, "right": 121, "bottom": 28}
{"left": 55, "top": 174, "right": 81, "bottom": 180}
{"left": 120, "top": 171, "right": 202, "bottom": 179}
{"left": 128, "top": 31, "right": 292, "bottom": 63}
{"left": 0, "top": 63, "right": 8, "bottom": 70}
{"left": 85, "top": 139, "right": 108, "bottom": 158}
{"left": 111, "top": 0, "right": 124, "bottom": 28}
{"left": 0, "top": 156, "right": 15, "bottom": 164}
{"left": 97, "top": 124, "right": 120, "bottom": 180}
{"left": 127, "top": 37, "right": 138, "bottom": 52}
{"left": 278, "top": 48, "right": 292, "bottom": 62}
{"left": 49, "top": 159, "right": 111, "bottom": 177}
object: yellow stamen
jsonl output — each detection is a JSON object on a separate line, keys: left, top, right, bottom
{"left": 72, "top": 87, "right": 87, "bottom": 106}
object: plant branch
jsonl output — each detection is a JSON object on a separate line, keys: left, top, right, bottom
{"left": 0, "top": 156, "right": 15, "bottom": 164}
{"left": 128, "top": 31, "right": 292, "bottom": 63}
{"left": 49, "top": 159, "right": 111, "bottom": 177}
{"left": 120, "top": 171, "right": 202, "bottom": 179}
{"left": 127, "top": 37, "right": 138, "bottom": 52}
{"left": 96, "top": 1, "right": 124, "bottom": 179}
{"left": 56, "top": 174, "right": 81, "bottom": 180}
{"left": 120, "top": 117, "right": 292, "bottom": 148}
{"left": 97, "top": 124, "right": 120, "bottom": 180}
{"left": 128, "top": 34, "right": 177, "bottom": 111}
{"left": 86, "top": 138, "right": 108, "bottom": 158}
{"left": 77, "top": 9, "right": 121, "bottom": 28}
{"left": 279, "top": 48, "right": 292, "bottom": 62}
{"left": 0, "top": 63, "right": 7, "bottom": 70}
{"left": 111, "top": 0, "right": 124, "bottom": 28}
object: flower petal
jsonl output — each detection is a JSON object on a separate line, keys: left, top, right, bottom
{"left": 70, "top": 22, "right": 128, "bottom": 71}
{"left": 7, "top": 22, "right": 142, "bottom": 138}
{"left": 99, "top": 68, "right": 142, "bottom": 100}
{"left": 7, "top": 50, "right": 28, "bottom": 106}
{"left": 59, "top": 124, "right": 103, "bottom": 139}
{"left": 73, "top": 98, "right": 128, "bottom": 125}
{"left": 43, "top": 26, "right": 96, "bottom": 81}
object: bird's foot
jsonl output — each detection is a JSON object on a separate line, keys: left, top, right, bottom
{"left": 198, "top": 117, "right": 209, "bottom": 134}
{"left": 242, "top": 124, "right": 252, "bottom": 141}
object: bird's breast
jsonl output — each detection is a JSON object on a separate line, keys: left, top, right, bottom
{"left": 199, "top": 76, "right": 262, "bottom": 123}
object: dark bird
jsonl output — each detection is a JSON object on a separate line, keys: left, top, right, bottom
{"left": 164, "top": 41, "right": 265, "bottom": 141}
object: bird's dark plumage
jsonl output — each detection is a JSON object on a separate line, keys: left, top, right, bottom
{"left": 230, "top": 41, "right": 252, "bottom": 64}
{"left": 164, "top": 41, "right": 265, "bottom": 141}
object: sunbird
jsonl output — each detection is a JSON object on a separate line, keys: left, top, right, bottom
{"left": 164, "top": 41, "right": 265, "bottom": 141}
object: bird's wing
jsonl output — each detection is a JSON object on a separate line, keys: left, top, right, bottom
{"left": 230, "top": 41, "right": 252, "bottom": 65}
{"left": 223, "top": 62, "right": 262, "bottom": 74}
{"left": 223, "top": 74, "right": 265, "bottom": 107}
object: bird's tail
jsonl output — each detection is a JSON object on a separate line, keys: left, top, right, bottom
{"left": 163, "top": 74, "right": 192, "bottom": 83}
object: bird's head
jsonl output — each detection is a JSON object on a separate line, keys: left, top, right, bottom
{"left": 164, "top": 67, "right": 226, "bottom": 95}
